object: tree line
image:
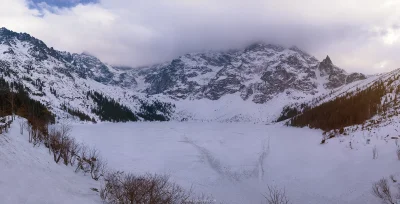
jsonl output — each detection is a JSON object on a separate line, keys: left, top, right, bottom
{"left": 289, "top": 81, "right": 387, "bottom": 131}
{"left": 0, "top": 77, "right": 55, "bottom": 133}
{"left": 61, "top": 103, "right": 96, "bottom": 123}
{"left": 137, "top": 99, "right": 175, "bottom": 121}
{"left": 87, "top": 91, "right": 139, "bottom": 122}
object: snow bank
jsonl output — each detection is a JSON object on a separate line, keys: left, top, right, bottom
{"left": 0, "top": 117, "right": 100, "bottom": 204}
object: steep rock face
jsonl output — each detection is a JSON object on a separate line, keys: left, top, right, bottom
{"left": 137, "top": 44, "right": 366, "bottom": 104}
{"left": 318, "top": 56, "right": 366, "bottom": 89}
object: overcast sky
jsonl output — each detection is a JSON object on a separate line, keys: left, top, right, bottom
{"left": 2, "top": 0, "right": 400, "bottom": 74}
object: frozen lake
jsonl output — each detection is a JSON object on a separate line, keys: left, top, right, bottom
{"left": 71, "top": 122, "right": 399, "bottom": 204}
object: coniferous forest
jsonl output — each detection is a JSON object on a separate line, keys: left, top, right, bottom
{"left": 137, "top": 99, "right": 175, "bottom": 121}
{"left": 87, "top": 91, "right": 175, "bottom": 122}
{"left": 60, "top": 103, "right": 95, "bottom": 122}
{"left": 0, "top": 77, "right": 55, "bottom": 132}
{"left": 87, "top": 91, "right": 139, "bottom": 122}
{"left": 289, "top": 81, "right": 387, "bottom": 131}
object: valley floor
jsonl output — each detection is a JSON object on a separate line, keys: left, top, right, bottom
{"left": 2, "top": 119, "right": 398, "bottom": 204}
{"left": 70, "top": 122, "right": 398, "bottom": 204}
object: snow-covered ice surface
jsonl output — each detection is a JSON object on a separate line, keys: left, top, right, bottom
{"left": 0, "top": 117, "right": 100, "bottom": 204}
{"left": 71, "top": 122, "right": 400, "bottom": 204}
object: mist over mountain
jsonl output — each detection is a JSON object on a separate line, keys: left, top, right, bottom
{"left": 0, "top": 27, "right": 369, "bottom": 123}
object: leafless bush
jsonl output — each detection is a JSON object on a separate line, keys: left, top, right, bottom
{"left": 48, "top": 124, "right": 77, "bottom": 165}
{"left": 61, "top": 136, "right": 76, "bottom": 165}
{"left": 22, "top": 120, "right": 107, "bottom": 182}
{"left": 74, "top": 145, "right": 106, "bottom": 180}
{"left": 88, "top": 150, "right": 107, "bottom": 180}
{"left": 372, "top": 178, "right": 395, "bottom": 204}
{"left": 76, "top": 144, "right": 90, "bottom": 173}
{"left": 373, "top": 146, "right": 378, "bottom": 160}
{"left": 48, "top": 127, "right": 63, "bottom": 163}
{"left": 32, "top": 127, "right": 42, "bottom": 147}
{"left": 264, "top": 186, "right": 290, "bottom": 204}
{"left": 68, "top": 138, "right": 80, "bottom": 166}
{"left": 100, "top": 171, "right": 192, "bottom": 204}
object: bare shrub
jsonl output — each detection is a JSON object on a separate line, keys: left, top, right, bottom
{"left": 88, "top": 151, "right": 107, "bottom": 180}
{"left": 372, "top": 178, "right": 395, "bottom": 204}
{"left": 60, "top": 123, "right": 72, "bottom": 139}
{"left": 61, "top": 137, "right": 75, "bottom": 165}
{"left": 68, "top": 138, "right": 80, "bottom": 166}
{"left": 74, "top": 146, "right": 106, "bottom": 180}
{"left": 373, "top": 146, "right": 378, "bottom": 160}
{"left": 48, "top": 124, "right": 76, "bottom": 165}
{"left": 21, "top": 119, "right": 108, "bottom": 183}
{"left": 48, "top": 127, "right": 63, "bottom": 163}
{"left": 100, "top": 171, "right": 192, "bottom": 204}
{"left": 32, "top": 127, "right": 42, "bottom": 147}
{"left": 264, "top": 185, "right": 290, "bottom": 204}
{"left": 76, "top": 144, "right": 90, "bottom": 173}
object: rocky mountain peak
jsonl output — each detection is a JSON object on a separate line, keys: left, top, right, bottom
{"left": 0, "top": 27, "right": 8, "bottom": 33}
{"left": 322, "top": 55, "right": 332, "bottom": 65}
{"left": 317, "top": 55, "right": 366, "bottom": 89}
{"left": 318, "top": 55, "right": 336, "bottom": 75}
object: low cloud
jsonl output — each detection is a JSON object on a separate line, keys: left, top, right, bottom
{"left": 2, "top": 0, "right": 400, "bottom": 74}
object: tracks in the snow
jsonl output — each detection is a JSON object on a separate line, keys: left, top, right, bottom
{"left": 181, "top": 136, "right": 270, "bottom": 182}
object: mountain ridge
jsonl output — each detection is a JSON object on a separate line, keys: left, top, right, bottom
{"left": 0, "top": 27, "right": 367, "bottom": 123}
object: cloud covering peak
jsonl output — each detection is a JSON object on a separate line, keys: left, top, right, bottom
{"left": 2, "top": 0, "right": 400, "bottom": 74}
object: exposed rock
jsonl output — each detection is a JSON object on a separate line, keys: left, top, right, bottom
{"left": 318, "top": 55, "right": 366, "bottom": 89}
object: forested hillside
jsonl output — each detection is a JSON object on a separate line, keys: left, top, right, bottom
{"left": 88, "top": 91, "right": 138, "bottom": 122}
{"left": 0, "top": 77, "right": 54, "bottom": 131}
{"left": 289, "top": 81, "right": 386, "bottom": 131}
{"left": 279, "top": 69, "right": 400, "bottom": 137}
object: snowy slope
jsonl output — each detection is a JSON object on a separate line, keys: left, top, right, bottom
{"left": 0, "top": 27, "right": 170, "bottom": 122}
{"left": 0, "top": 117, "right": 100, "bottom": 204}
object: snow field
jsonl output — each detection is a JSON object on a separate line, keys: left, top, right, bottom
{"left": 71, "top": 121, "right": 400, "bottom": 204}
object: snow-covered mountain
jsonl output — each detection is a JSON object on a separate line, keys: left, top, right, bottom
{"left": 0, "top": 27, "right": 366, "bottom": 123}
{"left": 138, "top": 44, "right": 365, "bottom": 103}
{"left": 275, "top": 64, "right": 400, "bottom": 142}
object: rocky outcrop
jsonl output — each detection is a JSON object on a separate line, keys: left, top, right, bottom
{"left": 318, "top": 56, "right": 366, "bottom": 89}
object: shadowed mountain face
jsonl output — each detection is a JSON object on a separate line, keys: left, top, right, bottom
{"left": 0, "top": 27, "right": 367, "bottom": 122}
